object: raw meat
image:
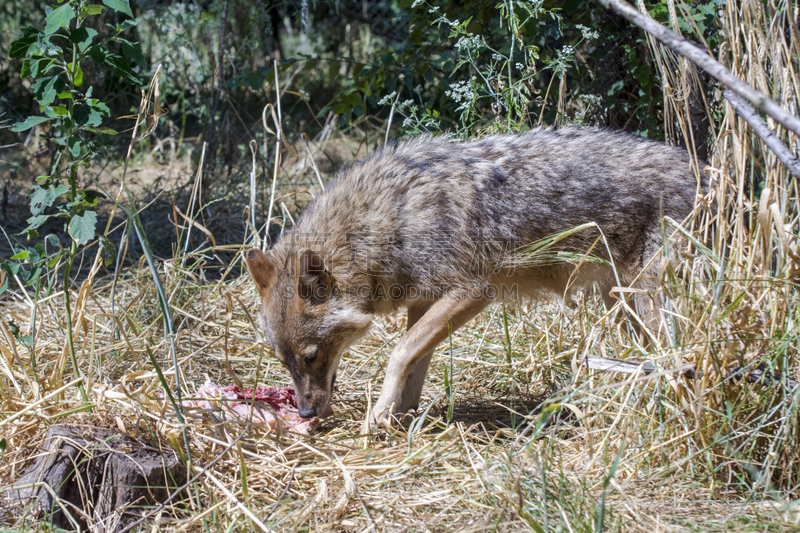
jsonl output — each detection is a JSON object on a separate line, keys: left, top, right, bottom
{"left": 184, "top": 382, "right": 332, "bottom": 435}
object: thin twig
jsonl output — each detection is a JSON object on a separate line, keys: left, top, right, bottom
{"left": 266, "top": 464, "right": 296, "bottom": 520}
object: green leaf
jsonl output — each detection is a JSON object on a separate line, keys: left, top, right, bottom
{"left": 118, "top": 18, "right": 140, "bottom": 31}
{"left": 28, "top": 183, "right": 69, "bottom": 215}
{"left": 31, "top": 58, "right": 55, "bottom": 77}
{"left": 74, "top": 103, "right": 107, "bottom": 127}
{"left": 120, "top": 40, "right": 145, "bottom": 67}
{"left": 84, "top": 4, "right": 106, "bottom": 16}
{"left": 48, "top": 251, "right": 64, "bottom": 268}
{"left": 32, "top": 75, "right": 59, "bottom": 106}
{"left": 26, "top": 214, "right": 51, "bottom": 232}
{"left": 74, "top": 106, "right": 103, "bottom": 127}
{"left": 17, "top": 335, "right": 34, "bottom": 348}
{"left": 44, "top": 3, "right": 76, "bottom": 35}
{"left": 99, "top": 235, "right": 117, "bottom": 267}
{"left": 91, "top": 100, "right": 110, "bottom": 115}
{"left": 10, "top": 115, "right": 50, "bottom": 132}
{"left": 86, "top": 127, "right": 118, "bottom": 135}
{"left": 81, "top": 189, "right": 106, "bottom": 206}
{"left": 69, "top": 27, "right": 97, "bottom": 52}
{"left": 20, "top": 59, "right": 33, "bottom": 78}
{"left": 44, "top": 104, "right": 69, "bottom": 118}
{"left": 68, "top": 137, "right": 81, "bottom": 158}
{"left": 1, "top": 261, "right": 22, "bottom": 277}
{"left": 68, "top": 211, "right": 97, "bottom": 246}
{"left": 10, "top": 251, "right": 29, "bottom": 260}
{"left": 102, "top": 0, "right": 133, "bottom": 17}
{"left": 87, "top": 46, "right": 141, "bottom": 84}
{"left": 9, "top": 27, "right": 41, "bottom": 58}
{"left": 69, "top": 62, "right": 84, "bottom": 87}
{"left": 7, "top": 318, "right": 21, "bottom": 337}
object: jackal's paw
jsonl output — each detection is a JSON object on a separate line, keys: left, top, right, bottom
{"left": 369, "top": 401, "right": 395, "bottom": 431}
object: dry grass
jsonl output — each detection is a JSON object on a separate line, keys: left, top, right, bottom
{"left": 2, "top": 0, "right": 800, "bottom": 531}
{"left": 3, "top": 270, "right": 794, "bottom": 532}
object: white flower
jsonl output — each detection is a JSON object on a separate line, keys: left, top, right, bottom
{"left": 579, "top": 94, "right": 602, "bottom": 106}
{"left": 454, "top": 35, "right": 483, "bottom": 55}
{"left": 378, "top": 92, "right": 397, "bottom": 106}
{"left": 576, "top": 24, "right": 599, "bottom": 40}
{"left": 446, "top": 79, "right": 475, "bottom": 104}
{"left": 515, "top": 62, "right": 524, "bottom": 70}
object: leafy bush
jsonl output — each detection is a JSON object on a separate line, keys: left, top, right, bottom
{"left": 329, "top": 0, "right": 724, "bottom": 140}
{"left": 2, "top": 0, "right": 144, "bottom": 402}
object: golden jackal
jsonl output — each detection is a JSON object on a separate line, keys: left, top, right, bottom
{"left": 244, "top": 127, "right": 705, "bottom": 427}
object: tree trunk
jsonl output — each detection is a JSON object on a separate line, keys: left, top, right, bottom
{"left": 2, "top": 425, "right": 185, "bottom": 532}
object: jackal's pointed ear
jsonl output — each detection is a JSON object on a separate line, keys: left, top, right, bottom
{"left": 298, "top": 249, "right": 333, "bottom": 299}
{"left": 244, "top": 248, "right": 275, "bottom": 295}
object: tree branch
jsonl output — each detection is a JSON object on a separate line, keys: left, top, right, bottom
{"left": 595, "top": 0, "right": 800, "bottom": 138}
{"left": 724, "top": 90, "right": 800, "bottom": 179}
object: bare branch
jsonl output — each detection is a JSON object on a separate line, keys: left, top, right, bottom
{"left": 595, "top": 0, "right": 800, "bottom": 138}
{"left": 724, "top": 90, "right": 800, "bottom": 179}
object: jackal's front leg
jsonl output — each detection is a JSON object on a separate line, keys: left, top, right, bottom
{"left": 371, "top": 294, "right": 489, "bottom": 429}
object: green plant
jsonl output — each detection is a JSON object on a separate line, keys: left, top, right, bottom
{"left": 2, "top": 0, "right": 143, "bottom": 403}
{"left": 320, "top": 0, "right": 724, "bottom": 143}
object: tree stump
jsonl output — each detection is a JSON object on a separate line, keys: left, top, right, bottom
{"left": 2, "top": 425, "right": 186, "bottom": 532}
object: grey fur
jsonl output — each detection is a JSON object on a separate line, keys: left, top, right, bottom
{"left": 246, "top": 127, "right": 706, "bottom": 420}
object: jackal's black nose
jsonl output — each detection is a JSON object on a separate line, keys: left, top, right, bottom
{"left": 298, "top": 407, "right": 317, "bottom": 419}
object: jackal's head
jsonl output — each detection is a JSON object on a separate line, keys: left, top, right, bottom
{"left": 244, "top": 248, "right": 372, "bottom": 419}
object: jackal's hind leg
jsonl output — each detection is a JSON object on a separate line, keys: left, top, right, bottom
{"left": 396, "top": 353, "right": 433, "bottom": 415}
{"left": 600, "top": 280, "right": 617, "bottom": 313}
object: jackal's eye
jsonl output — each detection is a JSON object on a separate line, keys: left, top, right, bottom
{"left": 304, "top": 348, "right": 319, "bottom": 366}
